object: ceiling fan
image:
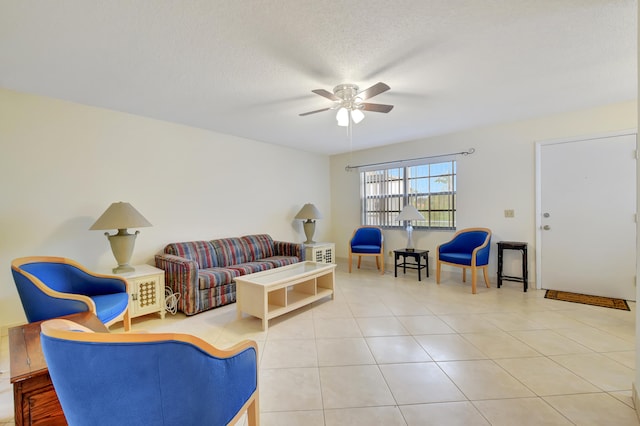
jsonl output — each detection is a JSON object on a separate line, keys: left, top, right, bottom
{"left": 299, "top": 82, "right": 394, "bottom": 126}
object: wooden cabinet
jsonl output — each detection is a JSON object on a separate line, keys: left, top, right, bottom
{"left": 10, "top": 312, "right": 107, "bottom": 425}
{"left": 13, "top": 373, "right": 65, "bottom": 426}
{"left": 304, "top": 242, "right": 335, "bottom": 264}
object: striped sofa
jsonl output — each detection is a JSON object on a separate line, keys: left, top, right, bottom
{"left": 155, "top": 234, "right": 304, "bottom": 315}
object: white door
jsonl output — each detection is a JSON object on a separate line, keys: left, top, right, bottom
{"left": 537, "top": 133, "right": 636, "bottom": 300}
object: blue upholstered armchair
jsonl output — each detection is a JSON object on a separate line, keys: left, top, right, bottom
{"left": 436, "top": 228, "right": 492, "bottom": 294}
{"left": 349, "top": 226, "right": 384, "bottom": 274}
{"left": 11, "top": 256, "right": 130, "bottom": 330}
{"left": 40, "top": 319, "right": 259, "bottom": 426}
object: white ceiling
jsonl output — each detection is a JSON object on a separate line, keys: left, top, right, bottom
{"left": 0, "top": 1, "right": 636, "bottom": 155}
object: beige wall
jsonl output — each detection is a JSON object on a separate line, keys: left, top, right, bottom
{"left": 329, "top": 100, "right": 637, "bottom": 281}
{"left": 0, "top": 88, "right": 331, "bottom": 328}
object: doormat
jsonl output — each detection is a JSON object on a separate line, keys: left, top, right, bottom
{"left": 545, "top": 290, "right": 630, "bottom": 311}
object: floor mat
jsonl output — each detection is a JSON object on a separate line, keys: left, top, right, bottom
{"left": 544, "top": 290, "right": 630, "bottom": 311}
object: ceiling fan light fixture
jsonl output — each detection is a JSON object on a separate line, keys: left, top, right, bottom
{"left": 351, "top": 109, "right": 365, "bottom": 124}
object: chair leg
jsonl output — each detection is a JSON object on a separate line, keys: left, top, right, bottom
{"left": 483, "top": 266, "right": 490, "bottom": 288}
{"left": 462, "top": 268, "right": 467, "bottom": 283}
{"left": 123, "top": 309, "right": 131, "bottom": 332}
{"left": 375, "top": 256, "right": 380, "bottom": 270}
{"left": 379, "top": 254, "right": 384, "bottom": 275}
{"left": 471, "top": 266, "right": 477, "bottom": 294}
{"left": 436, "top": 260, "right": 441, "bottom": 284}
{"left": 349, "top": 252, "right": 352, "bottom": 273}
{"left": 247, "top": 395, "right": 259, "bottom": 426}
{"left": 357, "top": 256, "right": 362, "bottom": 269}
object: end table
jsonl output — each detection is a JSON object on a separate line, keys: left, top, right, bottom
{"left": 394, "top": 249, "right": 429, "bottom": 281}
{"left": 497, "top": 241, "right": 528, "bottom": 292}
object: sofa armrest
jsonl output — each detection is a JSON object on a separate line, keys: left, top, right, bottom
{"left": 154, "top": 254, "right": 199, "bottom": 314}
{"left": 273, "top": 241, "right": 305, "bottom": 261}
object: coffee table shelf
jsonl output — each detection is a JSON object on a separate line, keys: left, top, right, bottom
{"left": 236, "top": 261, "right": 336, "bottom": 330}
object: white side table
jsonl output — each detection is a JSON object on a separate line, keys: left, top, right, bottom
{"left": 110, "top": 264, "right": 166, "bottom": 320}
{"left": 304, "top": 242, "right": 335, "bottom": 264}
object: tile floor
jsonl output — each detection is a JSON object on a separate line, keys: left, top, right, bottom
{"left": 0, "top": 261, "right": 638, "bottom": 425}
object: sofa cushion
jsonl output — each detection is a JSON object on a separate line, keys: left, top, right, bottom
{"left": 241, "top": 234, "right": 275, "bottom": 262}
{"left": 262, "top": 256, "right": 300, "bottom": 268}
{"left": 164, "top": 241, "right": 218, "bottom": 269}
{"left": 212, "top": 237, "right": 250, "bottom": 267}
{"left": 227, "top": 262, "right": 274, "bottom": 276}
{"left": 439, "top": 253, "right": 473, "bottom": 266}
{"left": 198, "top": 268, "right": 239, "bottom": 290}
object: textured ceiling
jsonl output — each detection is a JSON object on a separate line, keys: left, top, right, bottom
{"left": 0, "top": 1, "right": 636, "bottom": 155}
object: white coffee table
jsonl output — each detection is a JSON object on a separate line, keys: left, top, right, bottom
{"left": 235, "top": 261, "right": 337, "bottom": 330}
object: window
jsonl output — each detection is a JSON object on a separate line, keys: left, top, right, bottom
{"left": 360, "top": 160, "right": 456, "bottom": 229}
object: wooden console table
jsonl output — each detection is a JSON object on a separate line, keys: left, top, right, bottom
{"left": 9, "top": 311, "right": 108, "bottom": 425}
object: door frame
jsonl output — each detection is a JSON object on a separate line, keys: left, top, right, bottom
{"left": 534, "top": 129, "right": 638, "bottom": 291}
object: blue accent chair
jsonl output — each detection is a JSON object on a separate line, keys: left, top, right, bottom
{"left": 40, "top": 318, "right": 259, "bottom": 426}
{"left": 436, "top": 228, "right": 492, "bottom": 294}
{"left": 349, "top": 226, "right": 384, "bottom": 274}
{"left": 11, "top": 256, "right": 130, "bottom": 330}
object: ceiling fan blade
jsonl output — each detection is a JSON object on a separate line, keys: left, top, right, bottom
{"left": 361, "top": 103, "right": 394, "bottom": 113}
{"left": 311, "top": 89, "right": 340, "bottom": 101}
{"left": 357, "top": 82, "right": 390, "bottom": 100}
{"left": 299, "top": 107, "right": 331, "bottom": 116}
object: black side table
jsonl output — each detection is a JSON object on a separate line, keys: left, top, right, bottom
{"left": 394, "top": 249, "right": 429, "bottom": 281}
{"left": 497, "top": 241, "right": 528, "bottom": 292}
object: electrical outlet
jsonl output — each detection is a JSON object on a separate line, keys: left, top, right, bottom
{"left": 388, "top": 250, "right": 393, "bottom": 257}
{"left": 504, "top": 209, "right": 515, "bottom": 218}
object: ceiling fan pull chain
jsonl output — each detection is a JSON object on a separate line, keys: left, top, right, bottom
{"left": 348, "top": 115, "right": 353, "bottom": 152}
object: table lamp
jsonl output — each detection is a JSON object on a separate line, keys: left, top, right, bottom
{"left": 295, "top": 203, "right": 322, "bottom": 244}
{"left": 90, "top": 202, "right": 152, "bottom": 273}
{"left": 395, "top": 205, "right": 425, "bottom": 251}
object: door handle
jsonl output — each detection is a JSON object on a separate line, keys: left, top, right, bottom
{"left": 542, "top": 225, "right": 551, "bottom": 230}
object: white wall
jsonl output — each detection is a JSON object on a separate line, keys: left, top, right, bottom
{"left": 0, "top": 88, "right": 331, "bottom": 328}
{"left": 330, "top": 101, "right": 637, "bottom": 281}
{"left": 635, "top": 2, "right": 640, "bottom": 414}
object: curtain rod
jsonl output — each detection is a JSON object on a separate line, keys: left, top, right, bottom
{"left": 345, "top": 148, "right": 476, "bottom": 171}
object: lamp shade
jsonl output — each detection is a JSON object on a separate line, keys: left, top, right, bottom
{"left": 395, "top": 205, "right": 424, "bottom": 222}
{"left": 90, "top": 202, "right": 152, "bottom": 230}
{"left": 351, "top": 109, "right": 365, "bottom": 124}
{"left": 336, "top": 107, "right": 349, "bottom": 127}
{"left": 295, "top": 203, "right": 323, "bottom": 220}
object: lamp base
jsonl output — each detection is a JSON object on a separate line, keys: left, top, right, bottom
{"left": 404, "top": 248, "right": 415, "bottom": 252}
{"left": 303, "top": 220, "right": 316, "bottom": 244}
{"left": 405, "top": 224, "right": 415, "bottom": 252}
{"left": 113, "top": 264, "right": 135, "bottom": 274}
{"left": 106, "top": 229, "right": 139, "bottom": 275}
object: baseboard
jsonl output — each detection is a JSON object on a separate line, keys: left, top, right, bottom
{"left": 633, "top": 383, "right": 639, "bottom": 421}
{"left": 1, "top": 321, "right": 25, "bottom": 337}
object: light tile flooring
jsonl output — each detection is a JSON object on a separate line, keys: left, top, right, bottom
{"left": 1, "top": 262, "right": 639, "bottom": 425}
